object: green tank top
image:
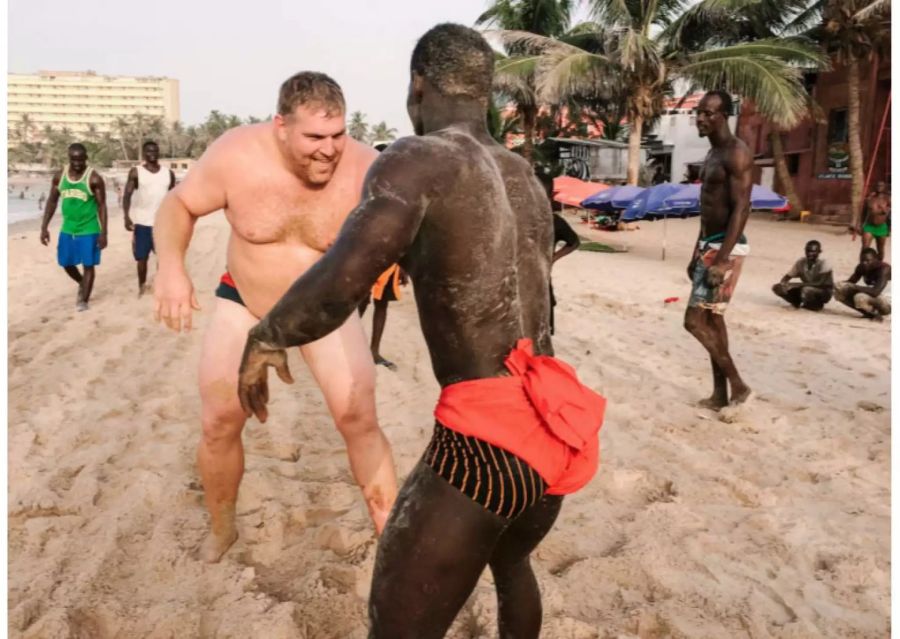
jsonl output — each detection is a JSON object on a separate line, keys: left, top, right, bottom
{"left": 59, "top": 166, "right": 101, "bottom": 235}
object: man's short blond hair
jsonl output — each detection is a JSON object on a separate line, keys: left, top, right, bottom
{"left": 277, "top": 72, "right": 345, "bottom": 117}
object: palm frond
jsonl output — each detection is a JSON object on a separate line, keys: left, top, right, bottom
{"left": 679, "top": 50, "right": 810, "bottom": 127}
{"left": 854, "top": 0, "right": 890, "bottom": 21}
{"left": 535, "top": 49, "right": 620, "bottom": 103}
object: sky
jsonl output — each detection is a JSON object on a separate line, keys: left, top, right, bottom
{"left": 8, "top": 0, "right": 496, "bottom": 136}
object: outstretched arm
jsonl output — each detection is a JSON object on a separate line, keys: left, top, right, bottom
{"left": 239, "top": 138, "right": 436, "bottom": 421}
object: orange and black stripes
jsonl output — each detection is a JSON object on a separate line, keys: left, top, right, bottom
{"left": 424, "top": 422, "right": 546, "bottom": 518}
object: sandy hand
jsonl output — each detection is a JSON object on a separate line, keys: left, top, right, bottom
{"left": 154, "top": 268, "right": 200, "bottom": 333}
{"left": 238, "top": 334, "right": 294, "bottom": 423}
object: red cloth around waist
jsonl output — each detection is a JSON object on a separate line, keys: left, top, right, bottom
{"left": 434, "top": 338, "right": 606, "bottom": 495}
{"left": 220, "top": 271, "right": 236, "bottom": 288}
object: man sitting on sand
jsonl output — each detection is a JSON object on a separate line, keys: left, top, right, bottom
{"left": 237, "top": 24, "right": 605, "bottom": 637}
{"left": 834, "top": 247, "right": 891, "bottom": 321}
{"left": 772, "top": 240, "right": 834, "bottom": 311}
{"left": 152, "top": 72, "right": 398, "bottom": 563}
{"left": 40, "top": 143, "right": 108, "bottom": 312}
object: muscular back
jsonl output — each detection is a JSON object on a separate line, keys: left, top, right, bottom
{"left": 258, "top": 128, "right": 555, "bottom": 387}
{"left": 400, "top": 130, "right": 553, "bottom": 385}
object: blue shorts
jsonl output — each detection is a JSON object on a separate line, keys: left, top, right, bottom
{"left": 58, "top": 232, "right": 101, "bottom": 267}
{"left": 133, "top": 224, "right": 154, "bottom": 261}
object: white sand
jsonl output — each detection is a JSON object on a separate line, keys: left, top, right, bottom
{"left": 8, "top": 207, "right": 890, "bottom": 638}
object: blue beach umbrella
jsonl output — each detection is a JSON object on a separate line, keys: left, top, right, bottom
{"left": 621, "top": 183, "right": 683, "bottom": 222}
{"left": 581, "top": 185, "right": 646, "bottom": 212}
{"left": 661, "top": 183, "right": 701, "bottom": 215}
{"left": 750, "top": 184, "right": 788, "bottom": 209}
{"left": 580, "top": 185, "right": 623, "bottom": 210}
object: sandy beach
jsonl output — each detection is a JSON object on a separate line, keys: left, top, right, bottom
{"left": 8, "top": 205, "right": 890, "bottom": 638}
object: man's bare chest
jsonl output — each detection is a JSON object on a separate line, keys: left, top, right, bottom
{"left": 225, "top": 175, "right": 358, "bottom": 249}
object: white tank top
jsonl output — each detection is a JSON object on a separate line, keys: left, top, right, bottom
{"left": 130, "top": 165, "right": 171, "bottom": 226}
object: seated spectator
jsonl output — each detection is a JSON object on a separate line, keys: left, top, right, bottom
{"left": 772, "top": 240, "right": 834, "bottom": 311}
{"left": 834, "top": 247, "right": 892, "bottom": 321}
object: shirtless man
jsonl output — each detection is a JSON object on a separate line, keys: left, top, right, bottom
{"left": 835, "top": 247, "right": 892, "bottom": 321}
{"left": 237, "top": 25, "right": 605, "bottom": 637}
{"left": 684, "top": 90, "right": 753, "bottom": 409}
{"left": 152, "top": 72, "right": 398, "bottom": 563}
{"left": 860, "top": 180, "right": 890, "bottom": 261}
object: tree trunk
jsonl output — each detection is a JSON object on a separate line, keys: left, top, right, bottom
{"left": 522, "top": 105, "right": 536, "bottom": 162}
{"left": 627, "top": 115, "right": 644, "bottom": 185}
{"left": 769, "top": 130, "right": 804, "bottom": 217}
{"left": 847, "top": 58, "right": 866, "bottom": 229}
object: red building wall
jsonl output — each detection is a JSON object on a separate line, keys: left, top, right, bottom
{"left": 736, "top": 54, "right": 890, "bottom": 221}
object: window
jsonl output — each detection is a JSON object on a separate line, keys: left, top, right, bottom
{"left": 827, "top": 109, "right": 848, "bottom": 144}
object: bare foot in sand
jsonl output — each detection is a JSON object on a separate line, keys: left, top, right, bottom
{"left": 698, "top": 395, "right": 728, "bottom": 410}
{"left": 730, "top": 385, "right": 753, "bottom": 405}
{"left": 199, "top": 526, "right": 238, "bottom": 563}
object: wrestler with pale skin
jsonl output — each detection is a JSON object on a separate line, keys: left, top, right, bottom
{"left": 152, "top": 72, "right": 398, "bottom": 563}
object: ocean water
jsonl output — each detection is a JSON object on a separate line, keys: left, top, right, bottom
{"left": 7, "top": 194, "right": 50, "bottom": 225}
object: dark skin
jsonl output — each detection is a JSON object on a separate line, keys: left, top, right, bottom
{"left": 238, "top": 72, "right": 562, "bottom": 638}
{"left": 860, "top": 181, "right": 890, "bottom": 261}
{"left": 40, "top": 147, "right": 108, "bottom": 304}
{"left": 839, "top": 253, "right": 891, "bottom": 319}
{"left": 685, "top": 94, "right": 753, "bottom": 409}
{"left": 773, "top": 243, "right": 835, "bottom": 309}
{"left": 357, "top": 267, "right": 408, "bottom": 370}
{"left": 123, "top": 143, "right": 176, "bottom": 291}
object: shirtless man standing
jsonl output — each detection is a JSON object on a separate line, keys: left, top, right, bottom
{"left": 684, "top": 90, "right": 753, "bottom": 409}
{"left": 152, "top": 72, "right": 398, "bottom": 563}
{"left": 860, "top": 180, "right": 890, "bottom": 261}
{"left": 238, "top": 25, "right": 605, "bottom": 637}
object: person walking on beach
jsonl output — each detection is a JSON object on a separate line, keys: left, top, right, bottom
{"left": 152, "top": 72, "right": 398, "bottom": 563}
{"left": 772, "top": 240, "right": 834, "bottom": 311}
{"left": 40, "top": 143, "right": 108, "bottom": 312}
{"left": 684, "top": 91, "right": 752, "bottom": 409}
{"left": 237, "top": 24, "right": 605, "bottom": 637}
{"left": 123, "top": 140, "right": 175, "bottom": 296}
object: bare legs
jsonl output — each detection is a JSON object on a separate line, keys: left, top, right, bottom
{"left": 64, "top": 265, "right": 95, "bottom": 310}
{"left": 196, "top": 300, "right": 397, "bottom": 561}
{"left": 684, "top": 306, "right": 750, "bottom": 408}
{"left": 368, "top": 461, "right": 562, "bottom": 638}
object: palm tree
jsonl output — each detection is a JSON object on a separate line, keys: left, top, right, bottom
{"left": 112, "top": 117, "right": 132, "bottom": 161}
{"left": 369, "top": 121, "right": 398, "bottom": 144}
{"left": 665, "top": 0, "right": 826, "bottom": 214}
{"left": 348, "top": 111, "right": 369, "bottom": 141}
{"left": 16, "top": 114, "right": 35, "bottom": 145}
{"left": 477, "top": 0, "right": 575, "bottom": 161}
{"left": 820, "top": 0, "right": 890, "bottom": 228}
{"left": 495, "top": 0, "right": 824, "bottom": 184}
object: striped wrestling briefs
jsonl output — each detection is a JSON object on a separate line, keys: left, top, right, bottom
{"left": 424, "top": 422, "right": 548, "bottom": 519}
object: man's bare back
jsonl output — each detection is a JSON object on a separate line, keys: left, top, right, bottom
{"left": 398, "top": 130, "right": 554, "bottom": 385}
{"left": 175, "top": 122, "right": 377, "bottom": 317}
